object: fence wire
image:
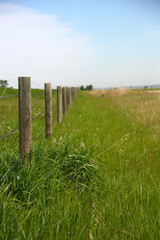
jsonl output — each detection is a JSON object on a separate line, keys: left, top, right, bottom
{"left": 31, "top": 92, "right": 44, "bottom": 95}
{"left": 0, "top": 126, "right": 19, "bottom": 141}
{"left": 34, "top": 129, "right": 46, "bottom": 143}
{"left": 0, "top": 117, "right": 57, "bottom": 184}
{"left": 0, "top": 87, "right": 78, "bottom": 184}
{"left": 32, "top": 81, "right": 43, "bottom": 88}
{"left": 32, "top": 110, "right": 45, "bottom": 121}
{"left": 0, "top": 94, "right": 18, "bottom": 99}
{"left": 33, "top": 118, "right": 57, "bottom": 143}
{"left": 0, "top": 92, "right": 45, "bottom": 100}
{"left": 0, "top": 100, "right": 57, "bottom": 183}
{"left": 0, "top": 109, "right": 47, "bottom": 142}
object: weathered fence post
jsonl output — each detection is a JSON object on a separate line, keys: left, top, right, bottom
{"left": 62, "top": 87, "right": 67, "bottom": 115}
{"left": 57, "top": 86, "right": 62, "bottom": 124}
{"left": 66, "top": 87, "right": 69, "bottom": 110}
{"left": 73, "top": 87, "right": 76, "bottom": 100}
{"left": 69, "top": 87, "right": 72, "bottom": 106}
{"left": 66, "top": 87, "right": 71, "bottom": 110}
{"left": 45, "top": 83, "right": 52, "bottom": 137}
{"left": 74, "top": 87, "right": 76, "bottom": 100}
{"left": 18, "top": 76, "right": 32, "bottom": 161}
{"left": 71, "top": 87, "right": 74, "bottom": 103}
{"left": 73, "top": 87, "right": 76, "bottom": 101}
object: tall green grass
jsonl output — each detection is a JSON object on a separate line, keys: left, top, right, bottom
{"left": 0, "top": 89, "right": 160, "bottom": 239}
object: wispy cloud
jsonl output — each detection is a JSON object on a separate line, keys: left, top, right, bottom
{"left": 1, "top": 2, "right": 160, "bottom": 89}
{"left": 0, "top": 3, "right": 94, "bottom": 88}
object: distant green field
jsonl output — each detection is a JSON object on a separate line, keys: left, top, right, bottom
{"left": 0, "top": 88, "right": 160, "bottom": 239}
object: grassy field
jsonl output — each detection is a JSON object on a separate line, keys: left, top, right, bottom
{"left": 0, "top": 87, "right": 160, "bottom": 239}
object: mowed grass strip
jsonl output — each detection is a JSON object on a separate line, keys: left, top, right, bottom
{"left": 0, "top": 88, "right": 160, "bottom": 239}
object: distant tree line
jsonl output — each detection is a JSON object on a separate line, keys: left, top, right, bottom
{"left": 0, "top": 80, "right": 8, "bottom": 87}
{"left": 80, "top": 85, "right": 93, "bottom": 91}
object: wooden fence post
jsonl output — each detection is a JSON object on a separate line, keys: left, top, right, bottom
{"left": 71, "top": 87, "right": 74, "bottom": 103}
{"left": 69, "top": 87, "right": 72, "bottom": 106}
{"left": 66, "top": 87, "right": 69, "bottom": 110}
{"left": 45, "top": 83, "right": 52, "bottom": 137}
{"left": 62, "top": 87, "right": 67, "bottom": 115}
{"left": 74, "top": 87, "right": 76, "bottom": 100}
{"left": 66, "top": 87, "right": 71, "bottom": 109}
{"left": 18, "top": 76, "right": 32, "bottom": 161}
{"left": 73, "top": 87, "right": 76, "bottom": 101}
{"left": 57, "top": 86, "right": 62, "bottom": 124}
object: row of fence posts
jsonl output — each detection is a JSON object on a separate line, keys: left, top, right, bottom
{"left": 18, "top": 77, "right": 79, "bottom": 161}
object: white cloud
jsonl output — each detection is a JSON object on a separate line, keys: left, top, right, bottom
{"left": 0, "top": 3, "right": 160, "bottom": 89}
{"left": 0, "top": 3, "right": 94, "bottom": 88}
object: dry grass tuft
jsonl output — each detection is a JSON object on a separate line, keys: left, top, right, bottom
{"left": 90, "top": 87, "right": 130, "bottom": 98}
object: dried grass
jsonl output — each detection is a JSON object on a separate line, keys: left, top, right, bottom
{"left": 90, "top": 88, "right": 160, "bottom": 126}
{"left": 90, "top": 87, "right": 130, "bottom": 98}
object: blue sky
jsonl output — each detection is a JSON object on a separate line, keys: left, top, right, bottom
{"left": 0, "top": 0, "right": 160, "bottom": 88}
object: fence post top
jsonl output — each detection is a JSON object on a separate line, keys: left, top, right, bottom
{"left": 18, "top": 76, "right": 31, "bottom": 79}
{"left": 44, "top": 83, "right": 51, "bottom": 85}
{"left": 44, "top": 83, "right": 52, "bottom": 89}
{"left": 57, "top": 86, "right": 62, "bottom": 91}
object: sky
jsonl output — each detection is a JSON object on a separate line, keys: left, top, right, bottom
{"left": 0, "top": 0, "right": 160, "bottom": 89}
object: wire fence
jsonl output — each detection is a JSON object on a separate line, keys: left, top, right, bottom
{"left": 31, "top": 92, "right": 44, "bottom": 95}
{"left": 0, "top": 85, "right": 75, "bottom": 143}
{"left": 0, "top": 109, "right": 48, "bottom": 142}
{"left": 0, "top": 90, "right": 46, "bottom": 141}
{"left": 0, "top": 113, "right": 41, "bottom": 183}
{"left": 0, "top": 103, "right": 57, "bottom": 143}
{"left": 0, "top": 79, "right": 79, "bottom": 185}
{"left": 0, "top": 126, "right": 19, "bottom": 141}
{"left": 0, "top": 110, "right": 57, "bottom": 183}
{"left": 0, "top": 92, "right": 44, "bottom": 99}
{"left": 32, "top": 104, "right": 57, "bottom": 143}
{"left": 0, "top": 117, "right": 57, "bottom": 184}
{"left": 32, "top": 110, "right": 45, "bottom": 121}
{"left": 0, "top": 94, "right": 19, "bottom": 99}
